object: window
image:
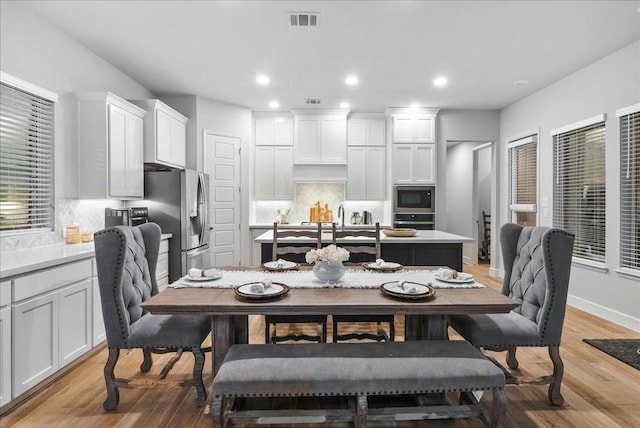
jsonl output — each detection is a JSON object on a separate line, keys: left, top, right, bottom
{"left": 552, "top": 115, "right": 606, "bottom": 263}
{"left": 618, "top": 104, "right": 640, "bottom": 271}
{"left": 0, "top": 74, "right": 57, "bottom": 234}
{"left": 508, "top": 135, "right": 537, "bottom": 226}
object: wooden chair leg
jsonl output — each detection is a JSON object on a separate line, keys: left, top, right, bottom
{"left": 264, "top": 317, "right": 270, "bottom": 344}
{"left": 489, "top": 389, "right": 507, "bottom": 427}
{"left": 159, "top": 348, "right": 184, "bottom": 379}
{"left": 320, "top": 319, "right": 327, "bottom": 343}
{"left": 140, "top": 348, "right": 153, "bottom": 372}
{"left": 103, "top": 348, "right": 120, "bottom": 411}
{"left": 356, "top": 395, "right": 368, "bottom": 428}
{"left": 192, "top": 347, "right": 207, "bottom": 406}
{"left": 332, "top": 317, "right": 338, "bottom": 343}
{"left": 548, "top": 345, "right": 565, "bottom": 406}
{"left": 506, "top": 347, "right": 518, "bottom": 369}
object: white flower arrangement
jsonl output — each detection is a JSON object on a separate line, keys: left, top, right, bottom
{"left": 305, "top": 244, "right": 350, "bottom": 264}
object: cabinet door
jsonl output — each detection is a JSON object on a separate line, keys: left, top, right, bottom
{"left": 294, "top": 117, "right": 320, "bottom": 163}
{"left": 13, "top": 293, "right": 59, "bottom": 397}
{"left": 392, "top": 115, "right": 414, "bottom": 142}
{"left": 346, "top": 147, "right": 367, "bottom": 200}
{"left": 171, "top": 119, "right": 187, "bottom": 167}
{"left": 367, "top": 119, "right": 386, "bottom": 146}
{"left": 274, "top": 119, "right": 293, "bottom": 146}
{"left": 414, "top": 144, "right": 435, "bottom": 184}
{"left": 255, "top": 118, "right": 275, "bottom": 146}
{"left": 59, "top": 280, "right": 92, "bottom": 367}
{"left": 108, "top": 104, "right": 129, "bottom": 197}
{"left": 415, "top": 115, "right": 435, "bottom": 143}
{"left": 126, "top": 113, "right": 144, "bottom": 197}
{"left": 156, "top": 108, "right": 173, "bottom": 163}
{"left": 347, "top": 119, "right": 367, "bottom": 146}
{"left": 321, "top": 116, "right": 347, "bottom": 163}
{"left": 366, "top": 147, "right": 386, "bottom": 200}
{"left": 392, "top": 144, "right": 416, "bottom": 184}
{"left": 273, "top": 146, "right": 294, "bottom": 199}
{"left": 92, "top": 278, "right": 106, "bottom": 346}
{"left": 0, "top": 306, "right": 11, "bottom": 406}
{"left": 254, "top": 146, "right": 275, "bottom": 199}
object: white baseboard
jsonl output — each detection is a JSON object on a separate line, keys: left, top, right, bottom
{"left": 567, "top": 294, "right": 640, "bottom": 333}
{"left": 489, "top": 267, "right": 504, "bottom": 278}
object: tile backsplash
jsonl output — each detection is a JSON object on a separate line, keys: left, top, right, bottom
{"left": 1, "top": 199, "right": 121, "bottom": 251}
{"left": 254, "top": 183, "right": 385, "bottom": 225}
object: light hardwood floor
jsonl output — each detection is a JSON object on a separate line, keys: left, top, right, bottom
{"left": 2, "top": 263, "right": 639, "bottom": 427}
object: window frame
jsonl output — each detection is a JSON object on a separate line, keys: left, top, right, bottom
{"left": 0, "top": 72, "right": 58, "bottom": 236}
{"left": 507, "top": 134, "right": 539, "bottom": 227}
{"left": 551, "top": 114, "right": 607, "bottom": 266}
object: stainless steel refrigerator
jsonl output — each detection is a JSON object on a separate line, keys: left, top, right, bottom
{"left": 144, "top": 169, "right": 210, "bottom": 282}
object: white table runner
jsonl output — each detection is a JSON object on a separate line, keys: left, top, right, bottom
{"left": 170, "top": 269, "right": 484, "bottom": 289}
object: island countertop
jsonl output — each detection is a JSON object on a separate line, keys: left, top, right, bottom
{"left": 254, "top": 229, "right": 474, "bottom": 244}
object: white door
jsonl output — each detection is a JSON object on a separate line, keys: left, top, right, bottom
{"left": 204, "top": 132, "right": 241, "bottom": 267}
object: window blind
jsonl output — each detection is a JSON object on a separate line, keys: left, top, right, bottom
{"left": 553, "top": 120, "right": 606, "bottom": 262}
{"left": 618, "top": 106, "right": 640, "bottom": 270}
{"left": 0, "top": 82, "right": 55, "bottom": 233}
{"left": 508, "top": 136, "right": 537, "bottom": 226}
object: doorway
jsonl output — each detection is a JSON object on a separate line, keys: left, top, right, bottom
{"left": 472, "top": 143, "right": 492, "bottom": 264}
{"left": 204, "top": 131, "right": 241, "bottom": 267}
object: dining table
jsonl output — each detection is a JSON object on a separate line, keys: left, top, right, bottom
{"left": 141, "top": 265, "right": 518, "bottom": 381}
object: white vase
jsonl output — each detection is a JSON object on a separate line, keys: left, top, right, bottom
{"left": 313, "top": 261, "right": 346, "bottom": 282}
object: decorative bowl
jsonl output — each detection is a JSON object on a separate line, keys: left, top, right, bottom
{"left": 382, "top": 228, "right": 417, "bottom": 237}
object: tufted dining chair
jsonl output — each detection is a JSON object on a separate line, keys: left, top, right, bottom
{"left": 448, "top": 223, "right": 575, "bottom": 406}
{"left": 94, "top": 222, "right": 211, "bottom": 410}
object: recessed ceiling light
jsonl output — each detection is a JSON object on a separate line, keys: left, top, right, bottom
{"left": 256, "top": 74, "right": 270, "bottom": 85}
{"left": 410, "top": 103, "right": 420, "bottom": 110}
{"left": 433, "top": 76, "right": 448, "bottom": 87}
{"left": 268, "top": 101, "right": 280, "bottom": 109}
{"left": 340, "top": 102, "right": 350, "bottom": 109}
{"left": 514, "top": 79, "right": 530, "bottom": 85}
{"left": 345, "top": 75, "right": 359, "bottom": 86}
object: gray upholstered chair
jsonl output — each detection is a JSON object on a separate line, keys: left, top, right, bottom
{"left": 448, "top": 223, "right": 575, "bottom": 406}
{"left": 94, "top": 223, "right": 210, "bottom": 410}
{"left": 330, "top": 223, "right": 395, "bottom": 342}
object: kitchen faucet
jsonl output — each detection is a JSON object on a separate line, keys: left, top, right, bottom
{"left": 338, "top": 204, "right": 345, "bottom": 231}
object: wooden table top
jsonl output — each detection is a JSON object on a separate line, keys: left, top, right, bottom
{"left": 143, "top": 267, "right": 517, "bottom": 317}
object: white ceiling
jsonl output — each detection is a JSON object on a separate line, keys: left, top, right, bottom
{"left": 21, "top": 0, "right": 640, "bottom": 112}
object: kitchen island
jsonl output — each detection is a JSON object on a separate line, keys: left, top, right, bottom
{"left": 254, "top": 229, "right": 474, "bottom": 271}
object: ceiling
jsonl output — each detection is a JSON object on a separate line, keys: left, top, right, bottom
{"left": 20, "top": 0, "right": 640, "bottom": 112}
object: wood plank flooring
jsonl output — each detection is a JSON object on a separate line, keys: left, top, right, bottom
{"left": 2, "top": 263, "right": 639, "bottom": 427}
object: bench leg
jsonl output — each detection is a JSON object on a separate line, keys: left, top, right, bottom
{"left": 356, "top": 395, "right": 368, "bottom": 428}
{"left": 489, "top": 389, "right": 507, "bottom": 428}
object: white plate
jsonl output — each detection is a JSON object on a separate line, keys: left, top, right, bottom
{"left": 382, "top": 281, "right": 431, "bottom": 295}
{"left": 263, "top": 260, "right": 297, "bottom": 270}
{"left": 366, "top": 262, "right": 403, "bottom": 270}
{"left": 237, "top": 283, "right": 284, "bottom": 296}
{"left": 434, "top": 273, "right": 474, "bottom": 284}
{"left": 184, "top": 273, "right": 222, "bottom": 282}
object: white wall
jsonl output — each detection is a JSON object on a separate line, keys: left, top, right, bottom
{"left": 0, "top": 2, "right": 154, "bottom": 249}
{"left": 499, "top": 41, "right": 640, "bottom": 331}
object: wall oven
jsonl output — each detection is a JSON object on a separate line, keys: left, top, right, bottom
{"left": 393, "top": 185, "right": 436, "bottom": 230}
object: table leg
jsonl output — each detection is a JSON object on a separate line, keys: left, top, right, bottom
{"left": 405, "top": 315, "right": 449, "bottom": 340}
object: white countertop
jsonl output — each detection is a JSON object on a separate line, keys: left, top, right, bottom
{"left": 0, "top": 233, "right": 173, "bottom": 279}
{"left": 254, "top": 229, "right": 474, "bottom": 244}
{"left": 250, "top": 223, "right": 387, "bottom": 230}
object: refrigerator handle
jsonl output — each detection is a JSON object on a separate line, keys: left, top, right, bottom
{"left": 198, "top": 172, "right": 207, "bottom": 245}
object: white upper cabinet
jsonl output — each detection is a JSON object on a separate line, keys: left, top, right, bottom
{"left": 392, "top": 144, "right": 435, "bottom": 184}
{"left": 255, "top": 117, "right": 293, "bottom": 146}
{"left": 131, "top": 99, "right": 187, "bottom": 169}
{"left": 347, "top": 117, "right": 385, "bottom": 146}
{"left": 346, "top": 146, "right": 386, "bottom": 200}
{"left": 392, "top": 113, "right": 436, "bottom": 143}
{"left": 293, "top": 111, "right": 348, "bottom": 164}
{"left": 78, "top": 92, "right": 146, "bottom": 200}
{"left": 254, "top": 146, "right": 294, "bottom": 200}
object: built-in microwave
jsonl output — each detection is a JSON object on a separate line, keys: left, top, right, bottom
{"left": 393, "top": 185, "right": 435, "bottom": 213}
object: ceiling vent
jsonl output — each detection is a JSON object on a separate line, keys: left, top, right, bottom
{"left": 289, "top": 12, "right": 319, "bottom": 27}
{"left": 305, "top": 99, "right": 321, "bottom": 105}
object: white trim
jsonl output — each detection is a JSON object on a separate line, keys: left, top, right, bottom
{"left": 509, "top": 204, "right": 536, "bottom": 212}
{"left": 506, "top": 135, "right": 536, "bottom": 149}
{"left": 470, "top": 142, "right": 492, "bottom": 152}
{"left": 567, "top": 294, "right": 640, "bottom": 332}
{"left": 572, "top": 257, "right": 609, "bottom": 272}
{"left": 550, "top": 114, "right": 606, "bottom": 136}
{"left": 615, "top": 267, "right": 640, "bottom": 279}
{"left": 0, "top": 71, "right": 58, "bottom": 102}
{"left": 616, "top": 103, "right": 640, "bottom": 117}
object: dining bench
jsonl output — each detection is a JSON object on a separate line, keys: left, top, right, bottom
{"left": 211, "top": 340, "right": 506, "bottom": 427}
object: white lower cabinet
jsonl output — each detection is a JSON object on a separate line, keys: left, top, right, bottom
{"left": 0, "top": 304, "right": 11, "bottom": 407}
{"left": 92, "top": 278, "right": 106, "bottom": 347}
{"left": 59, "top": 280, "right": 92, "bottom": 368}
